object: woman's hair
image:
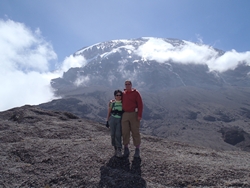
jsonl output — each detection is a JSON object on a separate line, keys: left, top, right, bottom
{"left": 114, "top": 89, "right": 122, "bottom": 96}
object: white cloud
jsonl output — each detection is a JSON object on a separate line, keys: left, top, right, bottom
{"left": 0, "top": 19, "right": 86, "bottom": 111}
{"left": 60, "top": 55, "right": 86, "bottom": 72}
{"left": 0, "top": 71, "right": 56, "bottom": 111}
{"left": 74, "top": 75, "right": 90, "bottom": 87}
{"left": 207, "top": 50, "right": 250, "bottom": 72}
{"left": 135, "top": 38, "right": 250, "bottom": 73}
{"left": 0, "top": 20, "right": 56, "bottom": 72}
{"left": 59, "top": 55, "right": 88, "bottom": 87}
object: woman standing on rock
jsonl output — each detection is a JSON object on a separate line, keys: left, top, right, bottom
{"left": 106, "top": 90, "right": 123, "bottom": 157}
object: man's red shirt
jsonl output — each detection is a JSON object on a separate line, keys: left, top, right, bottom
{"left": 122, "top": 89, "right": 143, "bottom": 118}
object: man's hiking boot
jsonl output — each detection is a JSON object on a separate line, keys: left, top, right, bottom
{"left": 134, "top": 148, "right": 140, "bottom": 158}
{"left": 116, "top": 148, "right": 122, "bottom": 158}
{"left": 123, "top": 147, "right": 130, "bottom": 157}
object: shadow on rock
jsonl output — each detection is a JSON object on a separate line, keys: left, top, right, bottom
{"left": 130, "top": 157, "right": 142, "bottom": 176}
{"left": 99, "top": 156, "right": 146, "bottom": 188}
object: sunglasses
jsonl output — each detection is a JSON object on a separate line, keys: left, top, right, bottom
{"left": 125, "top": 84, "right": 131, "bottom": 85}
{"left": 116, "top": 94, "right": 122, "bottom": 96}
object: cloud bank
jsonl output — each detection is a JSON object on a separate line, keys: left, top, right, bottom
{"left": 0, "top": 19, "right": 86, "bottom": 111}
{"left": 135, "top": 38, "right": 250, "bottom": 72}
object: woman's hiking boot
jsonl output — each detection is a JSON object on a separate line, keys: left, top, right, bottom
{"left": 134, "top": 148, "right": 140, "bottom": 158}
{"left": 114, "top": 146, "right": 117, "bottom": 156}
{"left": 123, "top": 147, "right": 130, "bottom": 157}
{"left": 116, "top": 147, "right": 122, "bottom": 158}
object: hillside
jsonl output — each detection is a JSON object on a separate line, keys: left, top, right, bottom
{"left": 39, "top": 85, "right": 250, "bottom": 152}
{"left": 1, "top": 105, "right": 250, "bottom": 187}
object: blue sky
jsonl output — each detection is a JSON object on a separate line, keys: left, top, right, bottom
{"left": 1, "top": 0, "right": 249, "bottom": 62}
{"left": 0, "top": 0, "right": 250, "bottom": 111}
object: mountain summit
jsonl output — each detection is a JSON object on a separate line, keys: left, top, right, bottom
{"left": 51, "top": 37, "right": 250, "bottom": 94}
{"left": 40, "top": 37, "right": 250, "bottom": 152}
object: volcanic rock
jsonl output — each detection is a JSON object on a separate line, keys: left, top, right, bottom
{"left": 1, "top": 105, "right": 250, "bottom": 187}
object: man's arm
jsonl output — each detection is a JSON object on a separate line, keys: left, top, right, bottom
{"left": 136, "top": 91, "right": 143, "bottom": 120}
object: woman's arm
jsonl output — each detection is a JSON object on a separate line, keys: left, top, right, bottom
{"left": 106, "top": 101, "right": 112, "bottom": 121}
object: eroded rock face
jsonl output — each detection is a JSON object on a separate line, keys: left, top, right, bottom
{"left": 1, "top": 105, "right": 250, "bottom": 187}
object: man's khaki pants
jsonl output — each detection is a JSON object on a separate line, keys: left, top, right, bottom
{"left": 122, "top": 112, "right": 141, "bottom": 147}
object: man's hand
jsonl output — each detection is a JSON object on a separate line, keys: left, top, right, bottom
{"left": 138, "top": 116, "right": 142, "bottom": 121}
{"left": 106, "top": 121, "right": 109, "bottom": 128}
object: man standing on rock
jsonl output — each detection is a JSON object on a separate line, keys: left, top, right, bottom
{"left": 122, "top": 80, "right": 143, "bottom": 158}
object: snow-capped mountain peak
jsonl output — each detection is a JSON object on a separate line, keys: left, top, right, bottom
{"left": 51, "top": 37, "right": 250, "bottom": 94}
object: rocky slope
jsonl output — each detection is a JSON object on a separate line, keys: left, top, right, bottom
{"left": 1, "top": 106, "right": 250, "bottom": 187}
{"left": 39, "top": 86, "right": 250, "bottom": 152}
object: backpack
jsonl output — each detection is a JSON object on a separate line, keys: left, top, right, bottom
{"left": 110, "top": 101, "right": 123, "bottom": 116}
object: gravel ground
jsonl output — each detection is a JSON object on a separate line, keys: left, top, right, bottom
{"left": 0, "top": 106, "right": 250, "bottom": 187}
